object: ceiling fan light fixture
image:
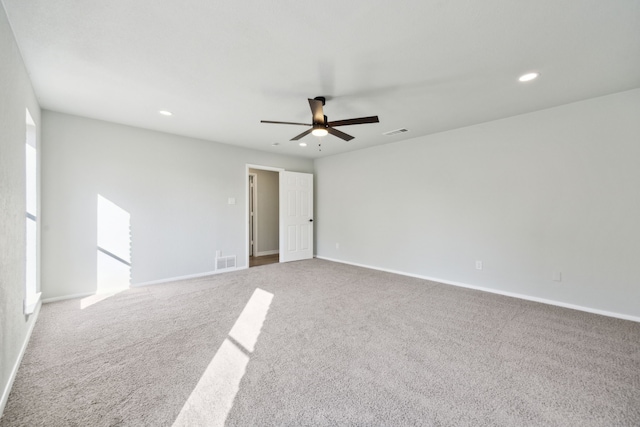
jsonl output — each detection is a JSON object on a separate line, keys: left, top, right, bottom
{"left": 518, "top": 72, "right": 540, "bottom": 82}
{"left": 312, "top": 127, "right": 328, "bottom": 137}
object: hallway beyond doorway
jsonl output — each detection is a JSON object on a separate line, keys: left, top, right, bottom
{"left": 249, "top": 254, "right": 279, "bottom": 268}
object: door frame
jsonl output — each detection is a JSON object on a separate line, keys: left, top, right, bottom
{"left": 248, "top": 173, "right": 257, "bottom": 257}
{"left": 245, "top": 164, "right": 284, "bottom": 267}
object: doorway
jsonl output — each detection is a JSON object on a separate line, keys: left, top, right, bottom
{"left": 248, "top": 167, "right": 281, "bottom": 268}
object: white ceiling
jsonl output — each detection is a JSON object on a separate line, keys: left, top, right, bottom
{"left": 3, "top": 0, "right": 640, "bottom": 159}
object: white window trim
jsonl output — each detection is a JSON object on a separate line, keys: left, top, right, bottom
{"left": 24, "top": 292, "right": 41, "bottom": 315}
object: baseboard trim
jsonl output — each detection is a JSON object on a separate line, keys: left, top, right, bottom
{"left": 132, "top": 267, "right": 248, "bottom": 288}
{"left": 42, "top": 268, "right": 249, "bottom": 303}
{"left": 0, "top": 300, "right": 42, "bottom": 417}
{"left": 254, "top": 250, "right": 279, "bottom": 257}
{"left": 315, "top": 256, "right": 640, "bottom": 323}
{"left": 42, "top": 292, "right": 94, "bottom": 304}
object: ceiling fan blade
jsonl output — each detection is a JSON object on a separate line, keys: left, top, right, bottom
{"left": 327, "top": 127, "right": 354, "bottom": 141}
{"left": 290, "top": 128, "right": 313, "bottom": 141}
{"left": 261, "top": 120, "right": 311, "bottom": 126}
{"left": 327, "top": 116, "right": 379, "bottom": 127}
{"left": 308, "top": 98, "right": 325, "bottom": 124}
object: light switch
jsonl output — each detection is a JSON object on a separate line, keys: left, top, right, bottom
{"left": 228, "top": 197, "right": 236, "bottom": 205}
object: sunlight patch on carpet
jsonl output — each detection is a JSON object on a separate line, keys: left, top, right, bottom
{"left": 172, "top": 288, "right": 274, "bottom": 427}
{"left": 80, "top": 291, "right": 123, "bottom": 310}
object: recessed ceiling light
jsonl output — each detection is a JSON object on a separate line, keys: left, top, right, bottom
{"left": 158, "top": 110, "right": 173, "bottom": 116}
{"left": 518, "top": 72, "right": 540, "bottom": 82}
{"left": 299, "top": 142, "right": 307, "bottom": 147}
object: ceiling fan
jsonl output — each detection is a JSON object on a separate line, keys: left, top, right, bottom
{"left": 261, "top": 97, "right": 379, "bottom": 141}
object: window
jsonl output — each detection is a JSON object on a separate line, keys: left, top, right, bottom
{"left": 24, "top": 109, "right": 40, "bottom": 314}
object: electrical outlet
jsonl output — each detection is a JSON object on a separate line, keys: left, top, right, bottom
{"left": 475, "top": 260, "right": 483, "bottom": 270}
{"left": 336, "top": 243, "right": 340, "bottom": 249}
{"left": 553, "top": 272, "right": 562, "bottom": 282}
{"left": 216, "top": 250, "right": 222, "bottom": 257}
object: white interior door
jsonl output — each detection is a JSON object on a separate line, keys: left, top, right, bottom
{"left": 279, "top": 171, "right": 313, "bottom": 262}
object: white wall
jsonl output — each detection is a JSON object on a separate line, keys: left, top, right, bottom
{"left": 41, "top": 111, "right": 312, "bottom": 299}
{"left": 0, "top": 4, "right": 42, "bottom": 415}
{"left": 315, "top": 89, "right": 640, "bottom": 319}
{"left": 249, "top": 168, "right": 279, "bottom": 254}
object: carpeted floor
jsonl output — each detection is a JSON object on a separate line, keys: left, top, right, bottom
{"left": 2, "top": 259, "right": 639, "bottom": 426}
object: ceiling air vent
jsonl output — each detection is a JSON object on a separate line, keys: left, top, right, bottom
{"left": 383, "top": 128, "right": 409, "bottom": 136}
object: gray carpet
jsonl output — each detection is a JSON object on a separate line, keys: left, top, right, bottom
{"left": 2, "top": 259, "right": 639, "bottom": 426}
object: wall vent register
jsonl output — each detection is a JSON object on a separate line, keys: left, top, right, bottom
{"left": 216, "top": 255, "right": 237, "bottom": 271}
